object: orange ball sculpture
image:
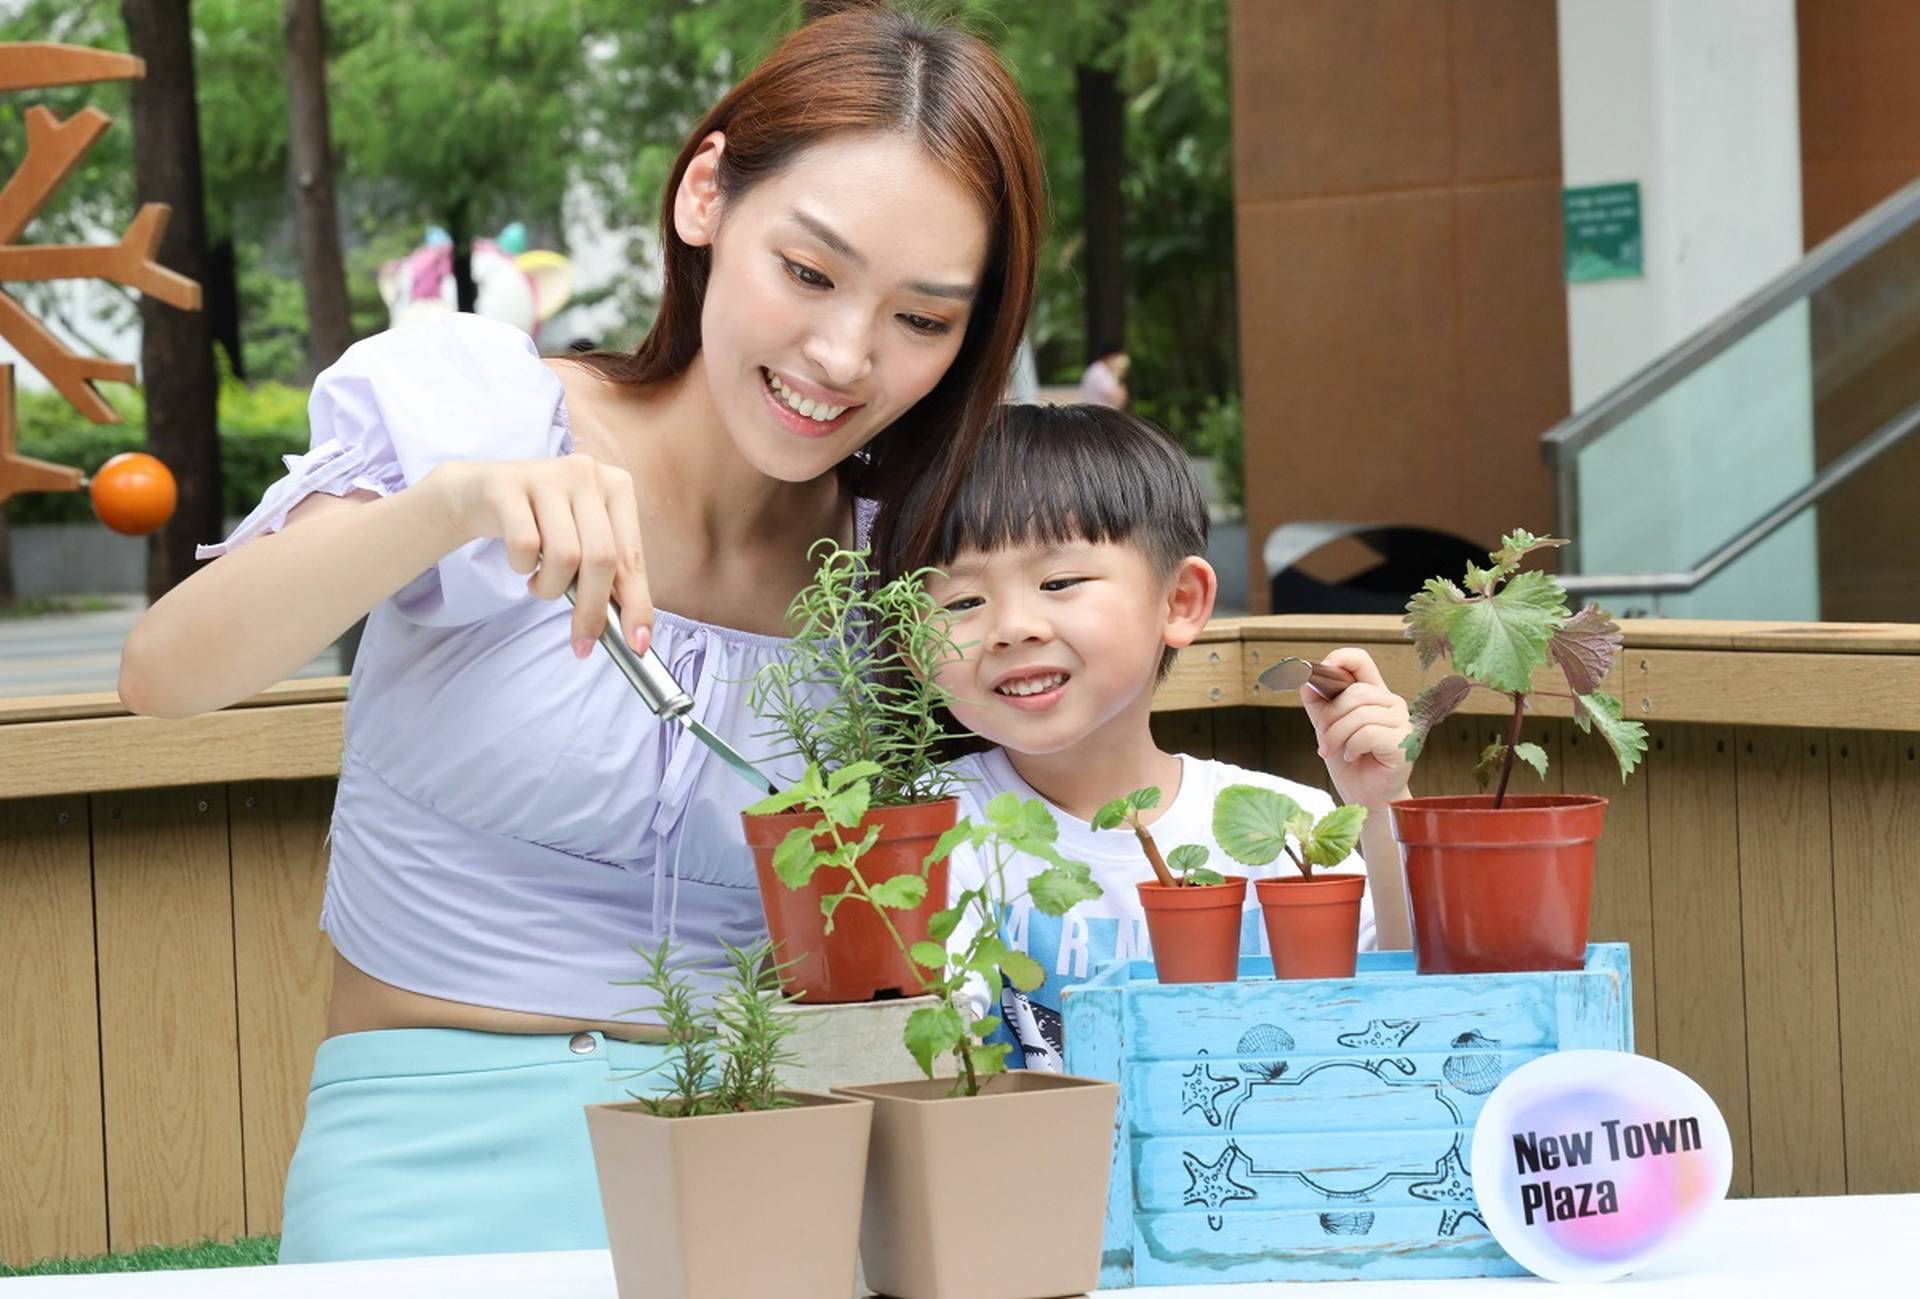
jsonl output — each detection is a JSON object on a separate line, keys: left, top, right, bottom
{"left": 89, "top": 452, "right": 177, "bottom": 535}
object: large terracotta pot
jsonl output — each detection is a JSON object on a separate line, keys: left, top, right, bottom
{"left": 1136, "top": 875, "right": 1247, "bottom": 984}
{"left": 832, "top": 1072, "right": 1117, "bottom": 1299}
{"left": 586, "top": 1090, "right": 872, "bottom": 1299}
{"left": 1389, "top": 794, "right": 1609, "bottom": 974}
{"left": 1255, "top": 872, "right": 1366, "bottom": 979}
{"left": 743, "top": 798, "right": 955, "bottom": 1003}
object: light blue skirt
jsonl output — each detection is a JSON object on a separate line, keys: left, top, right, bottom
{"left": 278, "top": 1028, "right": 677, "bottom": 1263}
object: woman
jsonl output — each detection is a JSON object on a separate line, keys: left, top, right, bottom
{"left": 119, "top": 1, "right": 1043, "bottom": 1262}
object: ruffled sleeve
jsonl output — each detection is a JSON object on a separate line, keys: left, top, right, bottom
{"left": 196, "top": 314, "right": 569, "bottom": 626}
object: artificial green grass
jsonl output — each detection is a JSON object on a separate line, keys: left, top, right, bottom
{"left": 0, "top": 1234, "right": 278, "bottom": 1277}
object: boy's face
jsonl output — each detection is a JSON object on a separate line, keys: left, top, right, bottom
{"left": 925, "top": 538, "right": 1215, "bottom": 756}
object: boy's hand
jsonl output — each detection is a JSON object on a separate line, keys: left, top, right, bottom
{"left": 1300, "top": 647, "right": 1413, "bottom": 810}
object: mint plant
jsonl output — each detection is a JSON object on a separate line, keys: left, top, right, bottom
{"left": 1402, "top": 529, "right": 1649, "bottom": 805}
{"left": 613, "top": 936, "right": 801, "bottom": 1117}
{"left": 1214, "top": 784, "right": 1369, "bottom": 877}
{"left": 750, "top": 772, "right": 1100, "bottom": 1097}
{"left": 1093, "top": 786, "right": 1224, "bottom": 886}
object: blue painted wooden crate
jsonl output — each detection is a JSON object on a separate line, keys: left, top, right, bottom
{"left": 1061, "top": 943, "right": 1631, "bottom": 1287}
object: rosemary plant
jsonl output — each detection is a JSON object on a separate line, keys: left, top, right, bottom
{"left": 750, "top": 540, "right": 962, "bottom": 807}
{"left": 613, "top": 936, "right": 800, "bottom": 1117}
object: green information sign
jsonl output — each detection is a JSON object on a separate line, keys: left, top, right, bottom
{"left": 1563, "top": 182, "right": 1643, "bottom": 283}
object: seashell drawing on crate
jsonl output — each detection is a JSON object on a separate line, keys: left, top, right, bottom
{"left": 1171, "top": 1015, "right": 1507, "bottom": 1239}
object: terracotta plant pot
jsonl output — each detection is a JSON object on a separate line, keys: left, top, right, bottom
{"left": 1255, "top": 872, "right": 1366, "bottom": 979}
{"left": 1137, "top": 875, "right": 1247, "bottom": 984}
{"left": 743, "top": 798, "right": 956, "bottom": 1003}
{"left": 832, "top": 1072, "right": 1117, "bottom": 1299}
{"left": 585, "top": 1090, "right": 872, "bottom": 1299}
{"left": 1390, "top": 794, "right": 1609, "bottom": 974}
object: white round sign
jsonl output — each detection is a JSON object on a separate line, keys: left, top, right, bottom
{"left": 1469, "top": 1050, "right": 1732, "bottom": 1283}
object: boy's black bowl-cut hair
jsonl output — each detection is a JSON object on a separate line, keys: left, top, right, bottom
{"left": 903, "top": 402, "right": 1210, "bottom": 681}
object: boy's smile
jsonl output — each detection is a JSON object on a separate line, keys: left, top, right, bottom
{"left": 988, "top": 663, "right": 1072, "bottom": 710}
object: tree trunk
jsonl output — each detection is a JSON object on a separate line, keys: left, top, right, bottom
{"left": 1076, "top": 62, "right": 1126, "bottom": 363}
{"left": 123, "top": 0, "right": 223, "bottom": 603}
{"left": 206, "top": 233, "right": 243, "bottom": 380}
{"left": 284, "top": 0, "right": 353, "bottom": 375}
{"left": 449, "top": 198, "right": 476, "bottom": 314}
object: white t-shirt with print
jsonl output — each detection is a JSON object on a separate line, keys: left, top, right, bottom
{"left": 946, "top": 748, "right": 1378, "bottom": 1072}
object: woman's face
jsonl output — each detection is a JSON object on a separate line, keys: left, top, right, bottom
{"left": 678, "top": 131, "right": 992, "bottom": 483}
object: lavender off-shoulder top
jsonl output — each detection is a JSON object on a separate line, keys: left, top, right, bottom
{"left": 199, "top": 314, "right": 831, "bottom": 1019}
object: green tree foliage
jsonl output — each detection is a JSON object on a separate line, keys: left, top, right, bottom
{"left": 575, "top": 0, "right": 1238, "bottom": 436}
{"left": 7, "top": 0, "right": 1240, "bottom": 448}
{"left": 327, "top": 0, "right": 586, "bottom": 247}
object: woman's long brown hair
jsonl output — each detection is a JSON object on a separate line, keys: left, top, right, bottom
{"left": 572, "top": 1, "right": 1045, "bottom": 580}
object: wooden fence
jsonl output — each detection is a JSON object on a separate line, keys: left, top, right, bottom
{"left": 3, "top": 616, "right": 1917, "bottom": 1264}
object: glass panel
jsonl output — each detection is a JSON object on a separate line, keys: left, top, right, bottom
{"left": 1568, "top": 199, "right": 1920, "bottom": 620}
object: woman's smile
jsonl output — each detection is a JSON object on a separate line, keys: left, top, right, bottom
{"left": 759, "top": 366, "right": 862, "bottom": 439}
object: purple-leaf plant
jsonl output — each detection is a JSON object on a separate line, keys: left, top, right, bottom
{"left": 1402, "top": 529, "right": 1649, "bottom": 806}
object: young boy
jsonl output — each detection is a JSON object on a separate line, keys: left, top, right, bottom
{"left": 918, "top": 403, "right": 1416, "bottom": 1071}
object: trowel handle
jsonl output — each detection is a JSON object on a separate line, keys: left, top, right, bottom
{"left": 1304, "top": 660, "right": 1358, "bottom": 698}
{"left": 564, "top": 591, "right": 692, "bottom": 719}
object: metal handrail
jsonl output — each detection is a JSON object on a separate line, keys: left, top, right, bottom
{"left": 1543, "top": 169, "right": 1920, "bottom": 596}
{"left": 1560, "top": 395, "right": 1920, "bottom": 599}
{"left": 1540, "top": 172, "right": 1920, "bottom": 468}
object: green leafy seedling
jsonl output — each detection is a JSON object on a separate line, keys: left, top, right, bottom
{"left": 1402, "top": 529, "right": 1649, "bottom": 806}
{"left": 897, "top": 791, "right": 1101, "bottom": 1095}
{"left": 1213, "top": 783, "right": 1367, "bottom": 878}
{"left": 1092, "top": 786, "right": 1225, "bottom": 886}
{"left": 751, "top": 777, "right": 1101, "bottom": 1098}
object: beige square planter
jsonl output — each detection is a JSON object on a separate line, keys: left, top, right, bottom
{"left": 834, "top": 1072, "right": 1118, "bottom": 1299}
{"left": 585, "top": 1090, "right": 872, "bottom": 1299}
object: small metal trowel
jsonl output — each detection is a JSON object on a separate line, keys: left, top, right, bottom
{"left": 566, "top": 591, "right": 779, "bottom": 796}
{"left": 1257, "top": 655, "right": 1358, "bottom": 699}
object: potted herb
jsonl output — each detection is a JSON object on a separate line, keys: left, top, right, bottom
{"left": 1094, "top": 786, "right": 1247, "bottom": 983}
{"left": 770, "top": 778, "right": 1117, "bottom": 1299}
{"left": 1213, "top": 785, "right": 1370, "bottom": 979}
{"left": 584, "top": 938, "right": 873, "bottom": 1299}
{"left": 1393, "top": 530, "right": 1649, "bottom": 973}
{"left": 743, "top": 541, "right": 961, "bottom": 1002}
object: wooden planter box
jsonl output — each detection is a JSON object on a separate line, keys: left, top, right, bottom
{"left": 1062, "top": 943, "right": 1632, "bottom": 1287}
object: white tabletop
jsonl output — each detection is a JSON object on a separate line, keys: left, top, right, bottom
{"left": 5, "top": 1194, "right": 1914, "bottom": 1296}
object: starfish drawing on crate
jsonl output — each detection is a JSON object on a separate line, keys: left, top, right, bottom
{"left": 1438, "top": 1207, "right": 1490, "bottom": 1238}
{"left": 1408, "top": 1141, "right": 1474, "bottom": 1204}
{"left": 1337, "top": 1018, "right": 1420, "bottom": 1048}
{"left": 1178, "top": 1059, "right": 1241, "bottom": 1128}
{"left": 1181, "top": 1142, "right": 1257, "bottom": 1228}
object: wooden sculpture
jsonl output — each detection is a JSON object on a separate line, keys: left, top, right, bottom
{"left": 0, "top": 42, "right": 199, "bottom": 515}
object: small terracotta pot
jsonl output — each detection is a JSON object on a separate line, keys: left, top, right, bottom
{"left": 586, "top": 1090, "right": 872, "bottom": 1299}
{"left": 832, "top": 1072, "right": 1117, "bottom": 1299}
{"left": 1137, "top": 875, "right": 1247, "bottom": 984}
{"left": 743, "top": 798, "right": 955, "bottom": 1003}
{"left": 1255, "top": 873, "right": 1366, "bottom": 979}
{"left": 1390, "top": 794, "right": 1609, "bottom": 974}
